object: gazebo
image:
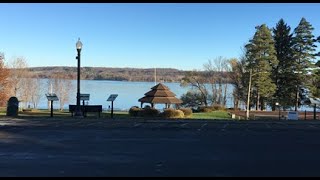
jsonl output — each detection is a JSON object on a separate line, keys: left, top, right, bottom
{"left": 138, "top": 83, "right": 183, "bottom": 108}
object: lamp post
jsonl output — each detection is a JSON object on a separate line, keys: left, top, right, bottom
{"left": 74, "top": 38, "right": 83, "bottom": 117}
{"left": 275, "top": 102, "right": 280, "bottom": 120}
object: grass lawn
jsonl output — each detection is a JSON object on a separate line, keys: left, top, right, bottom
{"left": 190, "top": 111, "right": 231, "bottom": 119}
{"left": 0, "top": 108, "right": 231, "bottom": 120}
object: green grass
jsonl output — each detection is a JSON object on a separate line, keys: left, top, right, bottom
{"left": 0, "top": 108, "right": 230, "bottom": 120}
{"left": 190, "top": 111, "right": 231, "bottom": 119}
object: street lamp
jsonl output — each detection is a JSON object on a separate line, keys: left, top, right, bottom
{"left": 74, "top": 38, "right": 83, "bottom": 117}
{"left": 275, "top": 102, "right": 280, "bottom": 120}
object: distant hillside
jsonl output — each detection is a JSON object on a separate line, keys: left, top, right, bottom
{"left": 27, "top": 66, "right": 187, "bottom": 82}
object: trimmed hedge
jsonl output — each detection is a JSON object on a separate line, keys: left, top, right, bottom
{"left": 161, "top": 108, "right": 185, "bottom": 118}
{"left": 179, "top": 108, "right": 193, "bottom": 117}
{"left": 140, "top": 108, "right": 160, "bottom": 117}
{"left": 198, "top": 105, "right": 227, "bottom": 112}
{"left": 198, "top": 106, "right": 212, "bottom": 113}
{"left": 129, "top": 106, "right": 141, "bottom": 117}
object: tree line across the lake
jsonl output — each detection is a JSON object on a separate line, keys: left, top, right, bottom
{"left": 1, "top": 17, "right": 320, "bottom": 112}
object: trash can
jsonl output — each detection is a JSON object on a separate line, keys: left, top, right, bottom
{"left": 6, "top": 97, "right": 19, "bottom": 117}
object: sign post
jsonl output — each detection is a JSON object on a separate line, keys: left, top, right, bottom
{"left": 80, "top": 94, "right": 90, "bottom": 105}
{"left": 107, "top": 94, "right": 118, "bottom": 119}
{"left": 45, "top": 93, "right": 59, "bottom": 117}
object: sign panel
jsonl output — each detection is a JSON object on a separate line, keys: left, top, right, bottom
{"left": 107, "top": 94, "right": 118, "bottom": 101}
{"left": 45, "top": 93, "right": 59, "bottom": 101}
{"left": 80, "top": 94, "right": 90, "bottom": 101}
{"left": 287, "top": 111, "right": 299, "bottom": 120}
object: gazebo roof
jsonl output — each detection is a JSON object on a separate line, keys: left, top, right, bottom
{"left": 138, "top": 83, "right": 182, "bottom": 104}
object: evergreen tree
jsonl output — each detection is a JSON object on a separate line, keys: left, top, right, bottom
{"left": 310, "top": 60, "right": 320, "bottom": 98}
{"left": 272, "top": 19, "right": 296, "bottom": 110}
{"left": 292, "top": 17, "right": 317, "bottom": 111}
{"left": 245, "top": 24, "right": 278, "bottom": 110}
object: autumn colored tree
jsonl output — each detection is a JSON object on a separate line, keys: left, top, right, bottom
{"left": 0, "top": 53, "right": 12, "bottom": 106}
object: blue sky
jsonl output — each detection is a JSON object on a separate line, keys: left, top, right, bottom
{"left": 1, "top": 3, "right": 320, "bottom": 70}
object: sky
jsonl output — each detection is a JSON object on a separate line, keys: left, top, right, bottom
{"left": 1, "top": 3, "right": 320, "bottom": 71}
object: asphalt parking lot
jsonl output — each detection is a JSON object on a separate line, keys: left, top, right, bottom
{"left": 1, "top": 117, "right": 320, "bottom": 177}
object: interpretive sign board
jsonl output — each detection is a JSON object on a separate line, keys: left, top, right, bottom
{"left": 45, "top": 93, "right": 59, "bottom": 101}
{"left": 107, "top": 94, "right": 118, "bottom": 101}
{"left": 80, "top": 94, "right": 90, "bottom": 101}
{"left": 287, "top": 111, "right": 298, "bottom": 120}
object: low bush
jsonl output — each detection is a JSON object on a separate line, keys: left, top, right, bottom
{"left": 129, "top": 106, "right": 141, "bottom": 117}
{"left": 198, "top": 106, "right": 212, "bottom": 113}
{"left": 174, "top": 109, "right": 185, "bottom": 118}
{"left": 161, "top": 108, "right": 185, "bottom": 119}
{"left": 212, "top": 104, "right": 227, "bottom": 111}
{"left": 140, "top": 108, "right": 160, "bottom": 117}
{"left": 179, "top": 108, "right": 193, "bottom": 117}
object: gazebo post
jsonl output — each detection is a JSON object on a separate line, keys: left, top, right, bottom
{"left": 141, "top": 102, "right": 143, "bottom": 108}
{"left": 151, "top": 103, "right": 154, "bottom": 108}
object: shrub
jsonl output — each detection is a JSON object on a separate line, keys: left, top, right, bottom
{"left": 198, "top": 106, "right": 212, "bottom": 113}
{"left": 174, "top": 109, "right": 185, "bottom": 118}
{"left": 179, "top": 108, "right": 193, "bottom": 117}
{"left": 161, "top": 108, "right": 185, "bottom": 119}
{"left": 129, "top": 106, "right": 141, "bottom": 117}
{"left": 140, "top": 108, "right": 160, "bottom": 117}
{"left": 212, "top": 104, "right": 227, "bottom": 111}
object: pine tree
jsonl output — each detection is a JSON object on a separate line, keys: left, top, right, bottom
{"left": 292, "top": 17, "right": 317, "bottom": 111}
{"left": 245, "top": 24, "right": 278, "bottom": 110}
{"left": 310, "top": 60, "right": 320, "bottom": 98}
{"left": 272, "top": 19, "right": 296, "bottom": 110}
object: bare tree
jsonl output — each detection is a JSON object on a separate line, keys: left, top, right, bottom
{"left": 7, "top": 57, "right": 30, "bottom": 107}
{"left": 7, "top": 57, "right": 43, "bottom": 109}
{"left": 28, "top": 77, "right": 42, "bottom": 108}
{"left": 48, "top": 74, "right": 73, "bottom": 111}
{"left": 180, "top": 70, "right": 209, "bottom": 107}
{"left": 203, "top": 56, "right": 232, "bottom": 107}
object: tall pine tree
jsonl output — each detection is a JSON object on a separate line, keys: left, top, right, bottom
{"left": 292, "top": 17, "right": 317, "bottom": 111}
{"left": 245, "top": 24, "right": 278, "bottom": 110}
{"left": 272, "top": 18, "right": 296, "bottom": 110}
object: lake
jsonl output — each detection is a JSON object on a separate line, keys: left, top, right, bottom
{"left": 36, "top": 79, "right": 235, "bottom": 111}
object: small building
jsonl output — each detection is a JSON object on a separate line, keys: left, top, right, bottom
{"left": 138, "top": 83, "right": 183, "bottom": 108}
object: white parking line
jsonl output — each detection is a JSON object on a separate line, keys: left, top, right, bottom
{"left": 265, "top": 124, "right": 271, "bottom": 128}
{"left": 197, "top": 123, "right": 208, "bottom": 131}
{"left": 133, "top": 123, "right": 142, "bottom": 127}
{"left": 222, "top": 123, "right": 229, "bottom": 129}
{"left": 180, "top": 123, "right": 188, "bottom": 127}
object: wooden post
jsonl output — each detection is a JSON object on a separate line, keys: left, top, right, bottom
{"left": 305, "top": 110, "right": 307, "bottom": 120}
{"left": 314, "top": 104, "right": 317, "bottom": 120}
{"left": 50, "top": 100, "right": 53, "bottom": 117}
{"left": 111, "top": 101, "right": 114, "bottom": 119}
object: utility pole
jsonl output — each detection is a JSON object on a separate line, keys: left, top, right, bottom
{"left": 246, "top": 69, "right": 252, "bottom": 120}
{"left": 154, "top": 67, "right": 157, "bottom": 85}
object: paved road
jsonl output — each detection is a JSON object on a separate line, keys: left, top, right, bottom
{"left": 1, "top": 118, "right": 320, "bottom": 177}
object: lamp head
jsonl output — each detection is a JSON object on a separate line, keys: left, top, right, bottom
{"left": 76, "top": 38, "right": 83, "bottom": 51}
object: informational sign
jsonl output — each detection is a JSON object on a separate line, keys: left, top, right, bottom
{"left": 45, "top": 93, "right": 59, "bottom": 118}
{"left": 107, "top": 94, "right": 118, "bottom": 101}
{"left": 45, "top": 93, "right": 59, "bottom": 101}
{"left": 287, "top": 111, "right": 299, "bottom": 120}
{"left": 80, "top": 94, "right": 90, "bottom": 101}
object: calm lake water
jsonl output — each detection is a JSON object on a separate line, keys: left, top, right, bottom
{"left": 37, "top": 79, "right": 235, "bottom": 111}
